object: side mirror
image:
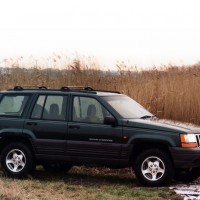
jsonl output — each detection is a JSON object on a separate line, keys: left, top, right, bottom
{"left": 104, "top": 116, "right": 117, "bottom": 127}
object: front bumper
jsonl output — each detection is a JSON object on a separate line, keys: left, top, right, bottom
{"left": 169, "top": 147, "right": 200, "bottom": 168}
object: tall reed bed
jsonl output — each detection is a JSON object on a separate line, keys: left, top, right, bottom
{"left": 1, "top": 56, "right": 200, "bottom": 125}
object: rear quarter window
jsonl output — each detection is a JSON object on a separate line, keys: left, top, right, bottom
{"left": 0, "top": 94, "right": 30, "bottom": 117}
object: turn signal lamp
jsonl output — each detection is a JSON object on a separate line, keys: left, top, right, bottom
{"left": 180, "top": 134, "right": 197, "bottom": 148}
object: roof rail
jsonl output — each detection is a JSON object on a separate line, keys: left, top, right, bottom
{"left": 60, "top": 86, "right": 93, "bottom": 91}
{"left": 8, "top": 86, "right": 120, "bottom": 94}
{"left": 60, "top": 87, "right": 120, "bottom": 94}
{"left": 13, "top": 86, "right": 47, "bottom": 90}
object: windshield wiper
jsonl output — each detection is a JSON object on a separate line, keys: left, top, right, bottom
{"left": 140, "top": 115, "right": 154, "bottom": 119}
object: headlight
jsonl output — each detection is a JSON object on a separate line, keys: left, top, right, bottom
{"left": 180, "top": 134, "right": 197, "bottom": 148}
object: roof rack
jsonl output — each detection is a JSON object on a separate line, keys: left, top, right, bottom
{"left": 60, "top": 86, "right": 120, "bottom": 94}
{"left": 60, "top": 86, "right": 93, "bottom": 91}
{"left": 12, "top": 86, "right": 47, "bottom": 90}
{"left": 8, "top": 86, "right": 120, "bottom": 94}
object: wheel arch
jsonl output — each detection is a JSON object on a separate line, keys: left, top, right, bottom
{"left": 0, "top": 135, "right": 36, "bottom": 157}
{"left": 130, "top": 140, "right": 174, "bottom": 168}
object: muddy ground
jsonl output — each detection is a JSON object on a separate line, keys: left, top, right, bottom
{"left": 171, "top": 179, "right": 200, "bottom": 200}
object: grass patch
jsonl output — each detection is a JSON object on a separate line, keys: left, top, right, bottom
{"left": 0, "top": 166, "right": 182, "bottom": 200}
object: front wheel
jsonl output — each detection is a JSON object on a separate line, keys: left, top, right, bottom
{"left": 1, "top": 143, "right": 34, "bottom": 178}
{"left": 134, "top": 149, "right": 174, "bottom": 186}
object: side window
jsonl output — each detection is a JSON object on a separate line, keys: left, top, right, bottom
{"left": 31, "top": 95, "right": 67, "bottom": 121}
{"left": 0, "top": 94, "right": 30, "bottom": 117}
{"left": 31, "top": 95, "right": 46, "bottom": 119}
{"left": 73, "top": 96, "right": 112, "bottom": 124}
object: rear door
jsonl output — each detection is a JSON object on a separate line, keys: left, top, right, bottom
{"left": 23, "top": 94, "right": 68, "bottom": 157}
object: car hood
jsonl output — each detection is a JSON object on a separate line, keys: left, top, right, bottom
{"left": 121, "top": 118, "right": 200, "bottom": 134}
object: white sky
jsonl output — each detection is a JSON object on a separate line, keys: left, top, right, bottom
{"left": 0, "top": 0, "right": 200, "bottom": 69}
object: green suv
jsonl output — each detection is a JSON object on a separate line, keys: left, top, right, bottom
{"left": 0, "top": 86, "right": 200, "bottom": 186}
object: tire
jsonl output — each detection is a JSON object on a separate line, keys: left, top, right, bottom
{"left": 174, "top": 167, "right": 200, "bottom": 182}
{"left": 134, "top": 149, "right": 174, "bottom": 187}
{"left": 0, "top": 143, "right": 34, "bottom": 178}
{"left": 42, "top": 163, "right": 72, "bottom": 172}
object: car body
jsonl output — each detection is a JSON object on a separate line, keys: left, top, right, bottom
{"left": 0, "top": 86, "right": 200, "bottom": 186}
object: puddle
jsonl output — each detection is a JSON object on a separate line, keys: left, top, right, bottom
{"left": 170, "top": 184, "right": 200, "bottom": 200}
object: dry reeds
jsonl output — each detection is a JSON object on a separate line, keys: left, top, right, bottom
{"left": 1, "top": 56, "right": 200, "bottom": 125}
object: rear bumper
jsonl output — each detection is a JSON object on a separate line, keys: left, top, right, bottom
{"left": 170, "top": 147, "right": 200, "bottom": 168}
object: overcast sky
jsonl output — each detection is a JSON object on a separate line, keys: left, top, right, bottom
{"left": 0, "top": 0, "right": 200, "bottom": 69}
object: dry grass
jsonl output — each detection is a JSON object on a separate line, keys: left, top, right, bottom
{"left": 1, "top": 56, "right": 200, "bottom": 125}
{"left": 0, "top": 166, "right": 182, "bottom": 200}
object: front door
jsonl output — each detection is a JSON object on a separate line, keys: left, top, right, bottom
{"left": 67, "top": 95, "right": 122, "bottom": 162}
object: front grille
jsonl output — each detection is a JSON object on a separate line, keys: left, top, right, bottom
{"left": 195, "top": 134, "right": 200, "bottom": 147}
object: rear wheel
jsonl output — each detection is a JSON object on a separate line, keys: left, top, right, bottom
{"left": 1, "top": 143, "right": 34, "bottom": 178}
{"left": 134, "top": 149, "right": 174, "bottom": 186}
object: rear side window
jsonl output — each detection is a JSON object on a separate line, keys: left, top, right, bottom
{"left": 31, "top": 95, "right": 67, "bottom": 121}
{"left": 0, "top": 94, "right": 30, "bottom": 117}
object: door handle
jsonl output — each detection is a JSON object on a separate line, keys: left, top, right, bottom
{"left": 69, "top": 125, "right": 80, "bottom": 129}
{"left": 26, "top": 122, "right": 37, "bottom": 126}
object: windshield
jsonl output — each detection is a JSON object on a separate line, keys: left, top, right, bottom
{"left": 101, "top": 95, "right": 153, "bottom": 119}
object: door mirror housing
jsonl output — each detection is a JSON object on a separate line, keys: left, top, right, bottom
{"left": 104, "top": 116, "right": 117, "bottom": 127}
